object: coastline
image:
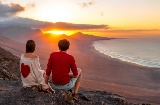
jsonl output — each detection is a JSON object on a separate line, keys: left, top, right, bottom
{"left": 92, "top": 41, "right": 160, "bottom": 70}
{"left": 71, "top": 40, "right": 160, "bottom": 105}
{"left": 93, "top": 39, "right": 160, "bottom": 69}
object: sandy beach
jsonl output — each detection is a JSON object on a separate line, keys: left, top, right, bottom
{"left": 74, "top": 44, "right": 160, "bottom": 104}
{"left": 0, "top": 37, "right": 160, "bottom": 105}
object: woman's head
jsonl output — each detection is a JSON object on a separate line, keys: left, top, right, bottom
{"left": 26, "top": 40, "right": 36, "bottom": 53}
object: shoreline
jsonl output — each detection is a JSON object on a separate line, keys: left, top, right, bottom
{"left": 92, "top": 39, "right": 160, "bottom": 69}
{"left": 93, "top": 40, "right": 160, "bottom": 69}
{"left": 72, "top": 41, "right": 160, "bottom": 105}
{"left": 92, "top": 43, "right": 160, "bottom": 70}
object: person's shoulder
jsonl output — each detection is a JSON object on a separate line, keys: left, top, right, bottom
{"left": 23, "top": 53, "right": 38, "bottom": 59}
{"left": 50, "top": 52, "right": 58, "bottom": 56}
{"left": 67, "top": 54, "right": 74, "bottom": 59}
{"left": 50, "top": 52, "right": 61, "bottom": 58}
{"left": 67, "top": 54, "right": 75, "bottom": 62}
{"left": 32, "top": 54, "right": 38, "bottom": 58}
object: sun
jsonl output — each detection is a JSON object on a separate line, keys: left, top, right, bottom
{"left": 44, "top": 30, "right": 64, "bottom": 35}
{"left": 43, "top": 30, "right": 76, "bottom": 36}
{"left": 50, "top": 31, "right": 64, "bottom": 35}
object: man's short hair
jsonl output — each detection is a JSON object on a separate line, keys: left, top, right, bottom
{"left": 58, "top": 39, "right": 70, "bottom": 51}
{"left": 26, "top": 40, "right": 36, "bottom": 53}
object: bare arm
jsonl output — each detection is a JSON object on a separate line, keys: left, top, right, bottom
{"left": 45, "top": 54, "right": 55, "bottom": 93}
{"left": 45, "top": 75, "right": 55, "bottom": 93}
{"left": 45, "top": 75, "right": 50, "bottom": 84}
{"left": 70, "top": 56, "right": 78, "bottom": 77}
{"left": 45, "top": 54, "right": 52, "bottom": 84}
{"left": 69, "top": 73, "right": 78, "bottom": 78}
{"left": 70, "top": 68, "right": 81, "bottom": 78}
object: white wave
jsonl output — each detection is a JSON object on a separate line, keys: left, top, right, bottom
{"left": 93, "top": 41, "right": 160, "bottom": 68}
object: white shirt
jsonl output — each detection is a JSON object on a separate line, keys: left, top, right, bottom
{"left": 20, "top": 54, "right": 48, "bottom": 89}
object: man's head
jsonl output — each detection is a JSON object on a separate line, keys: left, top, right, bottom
{"left": 58, "top": 39, "right": 70, "bottom": 51}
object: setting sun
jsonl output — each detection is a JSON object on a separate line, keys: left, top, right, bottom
{"left": 45, "top": 30, "right": 64, "bottom": 35}
{"left": 43, "top": 30, "right": 76, "bottom": 36}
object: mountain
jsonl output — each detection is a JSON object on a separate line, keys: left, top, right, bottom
{"left": 0, "top": 26, "right": 43, "bottom": 43}
{"left": 0, "top": 26, "right": 111, "bottom": 50}
{"left": 71, "top": 32, "right": 110, "bottom": 41}
{"left": 0, "top": 26, "right": 110, "bottom": 43}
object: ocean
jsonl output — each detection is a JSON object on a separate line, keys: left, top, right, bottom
{"left": 93, "top": 38, "right": 160, "bottom": 68}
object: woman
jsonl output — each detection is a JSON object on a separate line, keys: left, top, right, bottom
{"left": 20, "top": 40, "right": 54, "bottom": 93}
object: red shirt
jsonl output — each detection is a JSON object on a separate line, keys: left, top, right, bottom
{"left": 46, "top": 52, "right": 78, "bottom": 85}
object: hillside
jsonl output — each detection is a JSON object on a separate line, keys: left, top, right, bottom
{"left": 0, "top": 47, "right": 20, "bottom": 80}
{"left": 0, "top": 26, "right": 42, "bottom": 43}
{"left": 71, "top": 32, "right": 111, "bottom": 41}
{"left": 0, "top": 47, "right": 137, "bottom": 105}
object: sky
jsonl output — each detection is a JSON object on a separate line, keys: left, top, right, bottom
{"left": 0, "top": 0, "right": 160, "bottom": 38}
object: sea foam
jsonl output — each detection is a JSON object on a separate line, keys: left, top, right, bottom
{"left": 93, "top": 39, "right": 160, "bottom": 68}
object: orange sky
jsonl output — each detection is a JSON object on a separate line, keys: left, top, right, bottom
{"left": 1, "top": 0, "right": 160, "bottom": 38}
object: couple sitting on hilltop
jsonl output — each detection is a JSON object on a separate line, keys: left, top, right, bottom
{"left": 20, "top": 39, "right": 82, "bottom": 101}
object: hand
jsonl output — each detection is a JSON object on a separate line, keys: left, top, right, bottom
{"left": 70, "top": 74, "right": 78, "bottom": 78}
{"left": 49, "top": 88, "right": 55, "bottom": 93}
{"left": 48, "top": 83, "right": 55, "bottom": 93}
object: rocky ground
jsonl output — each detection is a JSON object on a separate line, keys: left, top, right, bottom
{"left": 0, "top": 47, "right": 149, "bottom": 105}
{"left": 0, "top": 80, "right": 131, "bottom": 105}
{"left": 0, "top": 47, "right": 20, "bottom": 80}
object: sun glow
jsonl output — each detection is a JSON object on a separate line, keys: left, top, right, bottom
{"left": 46, "top": 30, "right": 64, "bottom": 35}
{"left": 43, "top": 30, "right": 76, "bottom": 36}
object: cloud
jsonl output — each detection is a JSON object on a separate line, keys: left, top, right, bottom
{"left": 51, "top": 22, "right": 107, "bottom": 30}
{"left": 80, "top": 1, "right": 93, "bottom": 7}
{"left": 0, "top": 2, "right": 25, "bottom": 18}
{"left": 0, "top": 1, "right": 107, "bottom": 31}
{"left": 0, "top": 17, "right": 108, "bottom": 30}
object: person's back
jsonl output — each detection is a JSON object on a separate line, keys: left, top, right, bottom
{"left": 20, "top": 40, "right": 54, "bottom": 93}
{"left": 20, "top": 40, "right": 46, "bottom": 88}
{"left": 45, "top": 39, "right": 82, "bottom": 101}
{"left": 48, "top": 52, "right": 78, "bottom": 85}
{"left": 20, "top": 53, "right": 42, "bottom": 87}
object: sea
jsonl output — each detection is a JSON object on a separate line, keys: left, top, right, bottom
{"left": 93, "top": 38, "right": 160, "bottom": 68}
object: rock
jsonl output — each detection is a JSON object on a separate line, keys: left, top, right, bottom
{"left": 0, "top": 47, "right": 20, "bottom": 80}
{"left": 0, "top": 80, "right": 130, "bottom": 105}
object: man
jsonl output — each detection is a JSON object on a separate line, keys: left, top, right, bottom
{"left": 45, "top": 39, "right": 82, "bottom": 100}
